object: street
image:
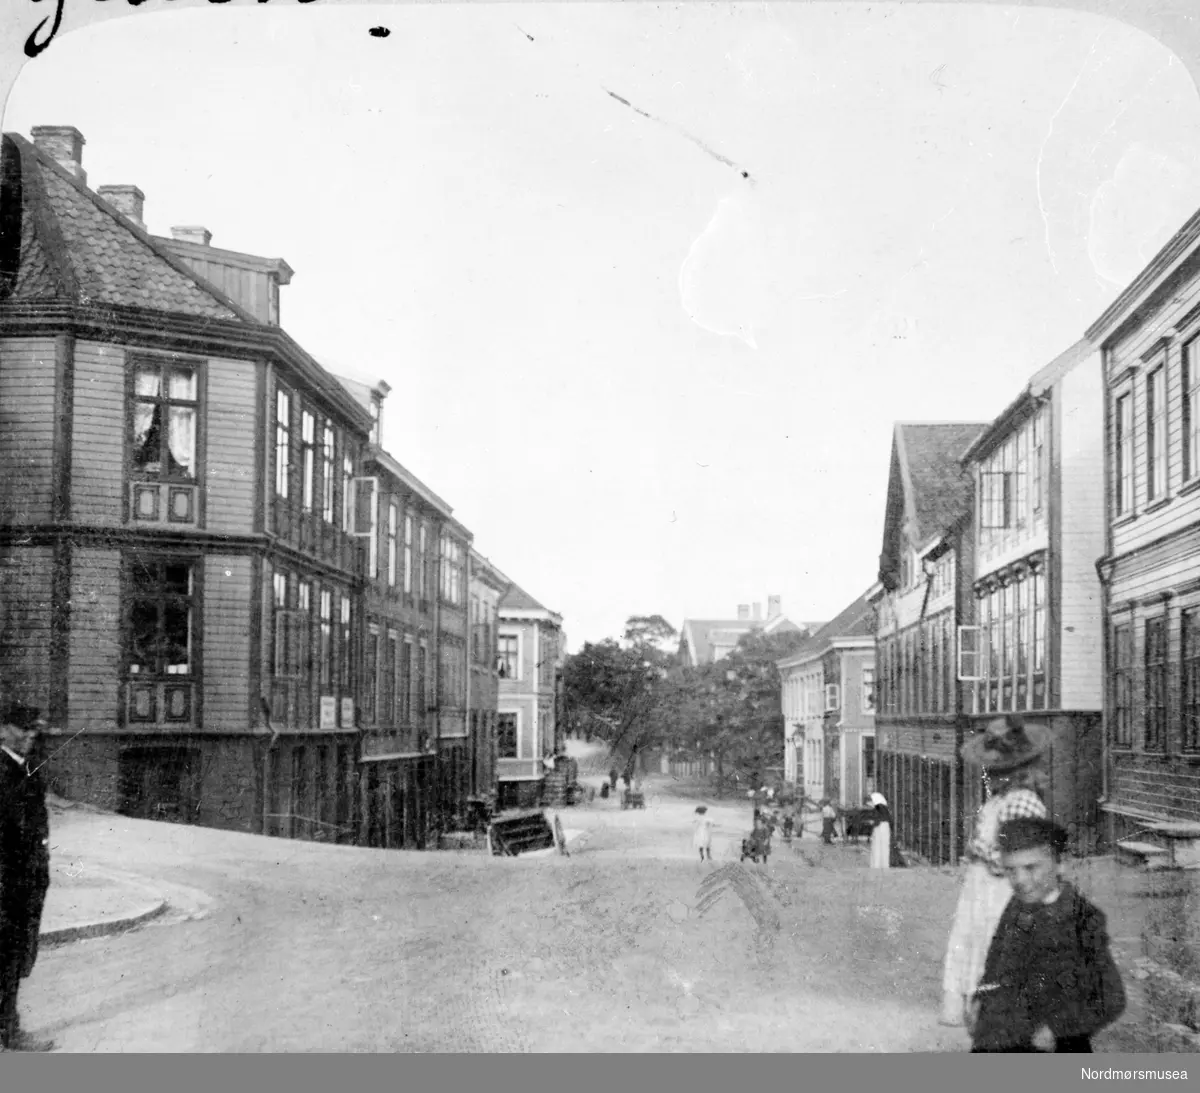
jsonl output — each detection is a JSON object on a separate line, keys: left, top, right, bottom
{"left": 21, "top": 747, "right": 1157, "bottom": 1053}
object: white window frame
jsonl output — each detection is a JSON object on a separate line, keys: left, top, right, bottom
{"left": 1114, "top": 386, "right": 1134, "bottom": 517}
{"left": 497, "top": 629, "right": 521, "bottom": 681}
{"left": 957, "top": 624, "right": 986, "bottom": 682}
{"left": 824, "top": 683, "right": 840, "bottom": 712}
{"left": 862, "top": 666, "right": 876, "bottom": 714}
{"left": 349, "top": 476, "right": 380, "bottom": 579}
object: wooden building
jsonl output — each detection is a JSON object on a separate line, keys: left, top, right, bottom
{"left": 869, "top": 422, "right": 985, "bottom": 865}
{"left": 958, "top": 339, "right": 1106, "bottom": 853}
{"left": 469, "top": 551, "right": 508, "bottom": 815}
{"left": 495, "top": 580, "right": 564, "bottom": 810}
{"left": 1087, "top": 208, "right": 1200, "bottom": 857}
{"left": 0, "top": 126, "right": 374, "bottom": 837}
{"left": 816, "top": 593, "right": 877, "bottom": 808}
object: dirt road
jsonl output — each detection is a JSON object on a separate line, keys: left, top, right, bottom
{"left": 20, "top": 742, "right": 1156, "bottom": 1052}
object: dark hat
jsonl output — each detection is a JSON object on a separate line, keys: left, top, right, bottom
{"left": 2, "top": 701, "right": 44, "bottom": 731}
{"left": 997, "top": 816, "right": 1068, "bottom": 856}
{"left": 695, "top": 806, "right": 708, "bottom": 814}
{"left": 961, "top": 715, "right": 1051, "bottom": 773}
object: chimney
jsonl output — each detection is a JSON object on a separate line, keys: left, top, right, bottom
{"left": 31, "top": 125, "right": 86, "bottom": 184}
{"left": 737, "top": 604, "right": 750, "bottom": 621}
{"left": 97, "top": 185, "right": 145, "bottom": 230}
{"left": 171, "top": 226, "right": 212, "bottom": 247}
{"left": 768, "top": 595, "right": 781, "bottom": 619}
{"left": 752, "top": 602, "right": 762, "bottom": 620}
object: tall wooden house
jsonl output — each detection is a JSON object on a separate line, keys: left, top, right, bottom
{"left": 0, "top": 125, "right": 375, "bottom": 838}
{"left": 958, "top": 339, "right": 1106, "bottom": 853}
{"left": 869, "top": 422, "right": 984, "bottom": 865}
{"left": 495, "top": 580, "right": 564, "bottom": 810}
{"left": 333, "top": 373, "right": 474, "bottom": 845}
{"left": 1087, "top": 208, "right": 1200, "bottom": 855}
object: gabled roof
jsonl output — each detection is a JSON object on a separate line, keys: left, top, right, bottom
{"left": 961, "top": 339, "right": 1094, "bottom": 465}
{"left": 1, "top": 133, "right": 249, "bottom": 321}
{"left": 878, "top": 421, "right": 985, "bottom": 588}
{"left": 810, "top": 591, "right": 875, "bottom": 644}
{"left": 499, "top": 579, "right": 562, "bottom": 627}
{"left": 679, "top": 619, "right": 759, "bottom": 665}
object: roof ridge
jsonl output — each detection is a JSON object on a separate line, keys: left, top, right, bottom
{"left": 9, "top": 132, "right": 259, "bottom": 324}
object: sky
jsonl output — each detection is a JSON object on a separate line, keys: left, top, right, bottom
{"left": 6, "top": 3, "right": 1200, "bottom": 650}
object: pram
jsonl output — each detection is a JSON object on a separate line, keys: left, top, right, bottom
{"left": 740, "top": 827, "right": 771, "bottom": 864}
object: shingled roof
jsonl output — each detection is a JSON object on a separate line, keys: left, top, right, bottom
{"left": 810, "top": 590, "right": 875, "bottom": 644}
{"left": 0, "top": 132, "right": 249, "bottom": 321}
{"left": 878, "top": 421, "right": 986, "bottom": 588}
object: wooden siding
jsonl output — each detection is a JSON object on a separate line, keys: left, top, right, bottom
{"left": 71, "top": 341, "right": 126, "bottom": 527}
{"left": 203, "top": 554, "right": 253, "bottom": 731}
{"left": 172, "top": 255, "right": 278, "bottom": 325}
{"left": 1057, "top": 352, "right": 1105, "bottom": 711}
{"left": 67, "top": 547, "right": 121, "bottom": 732}
{"left": 0, "top": 545, "right": 54, "bottom": 708}
{"left": 838, "top": 648, "right": 875, "bottom": 731}
{"left": 205, "top": 358, "right": 259, "bottom": 535}
{"left": 1111, "top": 752, "right": 1200, "bottom": 825}
{"left": 0, "top": 338, "right": 57, "bottom": 524}
{"left": 1109, "top": 280, "right": 1200, "bottom": 557}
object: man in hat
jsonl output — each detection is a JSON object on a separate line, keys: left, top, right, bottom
{"left": 0, "top": 702, "right": 53, "bottom": 1052}
{"left": 967, "top": 817, "right": 1125, "bottom": 1053}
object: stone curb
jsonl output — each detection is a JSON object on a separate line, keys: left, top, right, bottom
{"left": 40, "top": 898, "right": 169, "bottom": 948}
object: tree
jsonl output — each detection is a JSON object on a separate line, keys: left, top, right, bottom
{"left": 621, "top": 614, "right": 678, "bottom": 654}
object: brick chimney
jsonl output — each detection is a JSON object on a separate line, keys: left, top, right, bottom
{"left": 768, "top": 595, "right": 781, "bottom": 619}
{"left": 171, "top": 226, "right": 212, "bottom": 247}
{"left": 737, "top": 604, "right": 750, "bottom": 621}
{"left": 31, "top": 125, "right": 86, "bottom": 184}
{"left": 752, "top": 602, "right": 762, "bottom": 620}
{"left": 97, "top": 185, "right": 145, "bottom": 230}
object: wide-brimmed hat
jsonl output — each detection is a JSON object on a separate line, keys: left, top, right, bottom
{"left": 962, "top": 716, "right": 1051, "bottom": 773}
{"left": 1, "top": 701, "right": 44, "bottom": 732}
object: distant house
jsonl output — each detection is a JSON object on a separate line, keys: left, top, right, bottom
{"left": 679, "top": 595, "right": 815, "bottom": 667}
{"left": 496, "top": 579, "right": 564, "bottom": 810}
{"left": 468, "top": 551, "right": 508, "bottom": 812}
{"left": 778, "top": 592, "right": 877, "bottom": 806}
{"left": 869, "top": 421, "right": 986, "bottom": 865}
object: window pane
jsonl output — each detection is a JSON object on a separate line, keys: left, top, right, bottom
{"left": 132, "top": 404, "right": 161, "bottom": 471}
{"left": 129, "top": 601, "right": 159, "bottom": 674}
{"left": 162, "top": 602, "right": 192, "bottom": 674}
{"left": 163, "top": 563, "right": 192, "bottom": 596}
{"left": 135, "top": 368, "right": 160, "bottom": 398}
{"left": 168, "top": 367, "right": 197, "bottom": 401}
{"left": 166, "top": 406, "right": 197, "bottom": 478}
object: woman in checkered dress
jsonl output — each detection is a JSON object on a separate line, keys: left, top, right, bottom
{"left": 940, "top": 716, "right": 1051, "bottom": 1027}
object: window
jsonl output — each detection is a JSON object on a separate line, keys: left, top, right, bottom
{"left": 498, "top": 713, "right": 518, "bottom": 759}
{"left": 418, "top": 524, "right": 428, "bottom": 599}
{"left": 824, "top": 683, "right": 840, "bottom": 712}
{"left": 440, "top": 534, "right": 464, "bottom": 606}
{"left": 497, "top": 634, "right": 519, "bottom": 680}
{"left": 274, "top": 387, "right": 291, "bottom": 500}
{"left": 364, "top": 624, "right": 379, "bottom": 724}
{"left": 128, "top": 558, "right": 195, "bottom": 677}
{"left": 1147, "top": 366, "right": 1167, "bottom": 503}
{"left": 321, "top": 423, "right": 336, "bottom": 523}
{"left": 318, "top": 590, "right": 333, "bottom": 689}
{"left": 387, "top": 502, "right": 398, "bottom": 587}
{"left": 1115, "top": 392, "right": 1133, "bottom": 516}
{"left": 1145, "top": 615, "right": 1167, "bottom": 752}
{"left": 131, "top": 361, "right": 199, "bottom": 481}
{"left": 339, "top": 596, "right": 352, "bottom": 691}
{"left": 272, "top": 572, "right": 289, "bottom": 679}
{"left": 1186, "top": 341, "right": 1200, "bottom": 483}
{"left": 342, "top": 454, "right": 354, "bottom": 532}
{"left": 981, "top": 470, "right": 1011, "bottom": 530}
{"left": 417, "top": 644, "right": 428, "bottom": 716}
{"left": 1183, "top": 609, "right": 1200, "bottom": 753}
{"left": 862, "top": 666, "right": 876, "bottom": 714}
{"left": 402, "top": 639, "right": 414, "bottom": 723}
{"left": 403, "top": 513, "right": 414, "bottom": 594}
{"left": 1032, "top": 410, "right": 1045, "bottom": 514}
{"left": 862, "top": 736, "right": 876, "bottom": 782}
{"left": 300, "top": 411, "right": 316, "bottom": 512}
{"left": 1114, "top": 621, "right": 1135, "bottom": 747}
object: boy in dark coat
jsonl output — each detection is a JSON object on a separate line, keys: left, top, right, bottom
{"left": 968, "top": 817, "right": 1125, "bottom": 1053}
